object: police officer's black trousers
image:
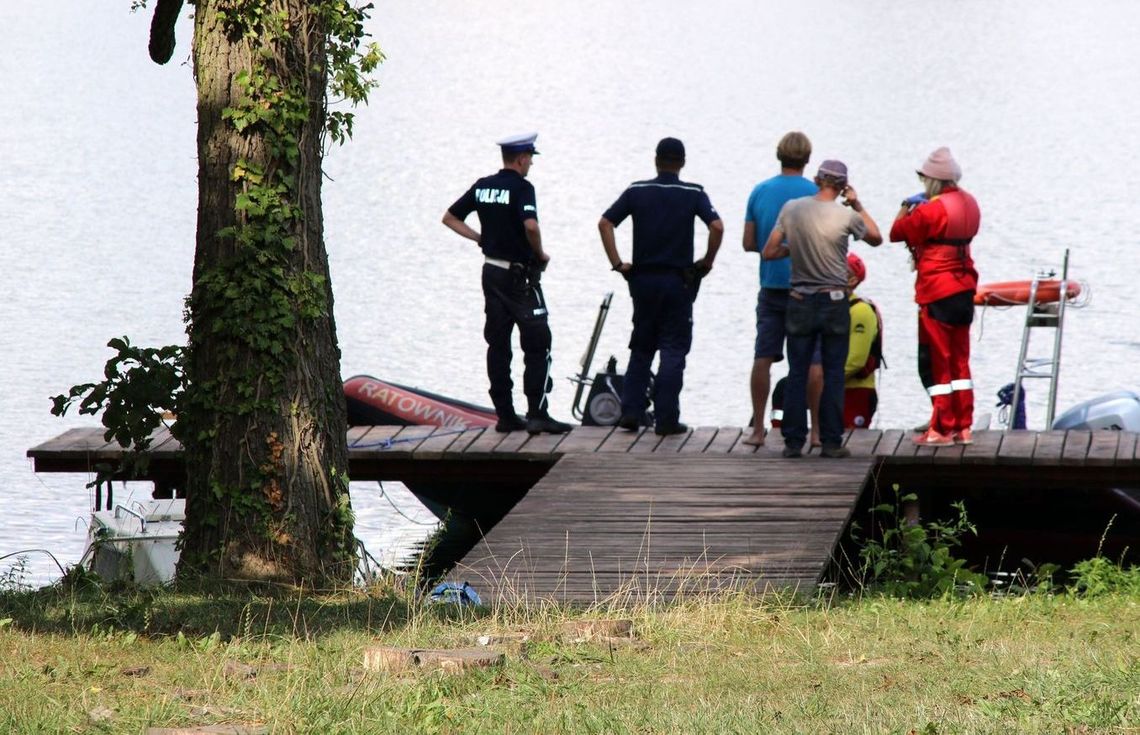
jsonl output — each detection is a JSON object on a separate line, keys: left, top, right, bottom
{"left": 482, "top": 263, "right": 553, "bottom": 417}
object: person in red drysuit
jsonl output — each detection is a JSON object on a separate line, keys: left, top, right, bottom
{"left": 890, "top": 147, "right": 981, "bottom": 446}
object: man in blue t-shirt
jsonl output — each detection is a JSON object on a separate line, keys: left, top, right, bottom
{"left": 741, "top": 132, "right": 822, "bottom": 447}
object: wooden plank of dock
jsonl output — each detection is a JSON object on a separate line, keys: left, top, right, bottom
{"left": 876, "top": 429, "right": 905, "bottom": 457}
{"left": 597, "top": 427, "right": 644, "bottom": 453}
{"left": 392, "top": 425, "right": 441, "bottom": 454}
{"left": 704, "top": 426, "right": 742, "bottom": 454}
{"left": 455, "top": 453, "right": 875, "bottom": 604}
{"left": 653, "top": 427, "right": 693, "bottom": 453}
{"left": 678, "top": 426, "right": 717, "bottom": 454}
{"left": 900, "top": 439, "right": 936, "bottom": 464}
{"left": 1086, "top": 431, "right": 1120, "bottom": 467}
{"left": 492, "top": 429, "right": 532, "bottom": 454}
{"left": 145, "top": 426, "right": 175, "bottom": 451}
{"left": 628, "top": 430, "right": 663, "bottom": 454}
{"left": 461, "top": 427, "right": 508, "bottom": 456}
{"left": 444, "top": 428, "right": 487, "bottom": 455}
{"left": 1118, "top": 432, "right": 1139, "bottom": 464}
{"left": 998, "top": 431, "right": 1037, "bottom": 464}
{"left": 932, "top": 442, "right": 965, "bottom": 465}
{"left": 348, "top": 425, "right": 403, "bottom": 452}
{"left": 412, "top": 428, "right": 465, "bottom": 458}
{"left": 518, "top": 429, "right": 568, "bottom": 454}
{"left": 845, "top": 430, "right": 881, "bottom": 457}
{"left": 1062, "top": 431, "right": 1091, "bottom": 466}
{"left": 1032, "top": 431, "right": 1067, "bottom": 466}
{"left": 961, "top": 429, "right": 1002, "bottom": 464}
{"left": 555, "top": 426, "right": 614, "bottom": 454}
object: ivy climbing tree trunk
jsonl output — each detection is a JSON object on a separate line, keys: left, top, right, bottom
{"left": 177, "top": 0, "right": 355, "bottom": 585}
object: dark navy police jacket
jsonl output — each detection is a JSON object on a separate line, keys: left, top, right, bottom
{"left": 602, "top": 172, "right": 718, "bottom": 269}
{"left": 449, "top": 169, "right": 537, "bottom": 263}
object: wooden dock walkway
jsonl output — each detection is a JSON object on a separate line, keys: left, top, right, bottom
{"left": 26, "top": 426, "right": 1140, "bottom": 602}
{"left": 454, "top": 452, "right": 874, "bottom": 603}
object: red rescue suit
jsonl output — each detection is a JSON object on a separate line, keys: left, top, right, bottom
{"left": 890, "top": 186, "right": 981, "bottom": 435}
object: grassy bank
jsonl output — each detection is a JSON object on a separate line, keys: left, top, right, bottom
{"left": 1, "top": 574, "right": 1138, "bottom": 734}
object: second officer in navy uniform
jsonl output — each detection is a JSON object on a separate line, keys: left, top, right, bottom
{"left": 598, "top": 137, "right": 724, "bottom": 435}
{"left": 442, "top": 133, "right": 571, "bottom": 435}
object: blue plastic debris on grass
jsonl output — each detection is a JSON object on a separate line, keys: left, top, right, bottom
{"left": 429, "top": 581, "right": 482, "bottom": 606}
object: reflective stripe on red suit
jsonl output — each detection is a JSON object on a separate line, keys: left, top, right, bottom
{"left": 890, "top": 186, "right": 981, "bottom": 434}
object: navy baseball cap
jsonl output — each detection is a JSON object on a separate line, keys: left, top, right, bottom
{"left": 655, "top": 137, "right": 685, "bottom": 160}
{"left": 497, "top": 132, "right": 539, "bottom": 154}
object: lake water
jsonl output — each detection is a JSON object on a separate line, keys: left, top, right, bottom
{"left": 3, "top": 0, "right": 1139, "bottom": 585}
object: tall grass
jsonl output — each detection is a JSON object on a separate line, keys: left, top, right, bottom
{"left": 2, "top": 556, "right": 1139, "bottom": 733}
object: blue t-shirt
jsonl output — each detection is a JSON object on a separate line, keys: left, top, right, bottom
{"left": 744, "top": 174, "right": 818, "bottom": 288}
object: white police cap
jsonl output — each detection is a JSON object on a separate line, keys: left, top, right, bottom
{"left": 497, "top": 132, "right": 539, "bottom": 155}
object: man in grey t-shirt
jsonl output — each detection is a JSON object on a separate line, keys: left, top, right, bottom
{"left": 762, "top": 160, "right": 882, "bottom": 458}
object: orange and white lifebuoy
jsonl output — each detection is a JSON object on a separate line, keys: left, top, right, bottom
{"left": 973, "top": 280, "right": 1082, "bottom": 306}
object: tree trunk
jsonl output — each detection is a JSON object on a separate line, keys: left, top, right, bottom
{"left": 178, "top": 0, "right": 353, "bottom": 585}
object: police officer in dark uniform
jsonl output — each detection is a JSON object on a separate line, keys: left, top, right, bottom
{"left": 598, "top": 137, "right": 725, "bottom": 435}
{"left": 442, "top": 132, "right": 571, "bottom": 435}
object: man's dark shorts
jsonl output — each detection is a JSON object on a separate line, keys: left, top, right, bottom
{"left": 755, "top": 287, "right": 824, "bottom": 364}
{"left": 754, "top": 288, "right": 790, "bottom": 361}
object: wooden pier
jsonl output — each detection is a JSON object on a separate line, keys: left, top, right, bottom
{"left": 26, "top": 426, "right": 1140, "bottom": 602}
{"left": 455, "top": 452, "right": 874, "bottom": 603}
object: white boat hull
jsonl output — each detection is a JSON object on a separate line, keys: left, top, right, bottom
{"left": 86, "top": 499, "right": 184, "bottom": 586}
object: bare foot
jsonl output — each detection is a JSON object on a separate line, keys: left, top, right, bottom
{"left": 810, "top": 432, "right": 821, "bottom": 449}
{"left": 742, "top": 430, "right": 766, "bottom": 447}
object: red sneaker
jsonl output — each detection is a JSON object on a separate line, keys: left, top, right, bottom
{"left": 953, "top": 429, "right": 974, "bottom": 445}
{"left": 913, "top": 428, "right": 954, "bottom": 446}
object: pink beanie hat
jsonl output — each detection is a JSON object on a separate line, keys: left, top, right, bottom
{"left": 917, "top": 146, "right": 962, "bottom": 182}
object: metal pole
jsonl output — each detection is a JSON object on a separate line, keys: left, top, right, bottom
{"left": 1008, "top": 277, "right": 1041, "bottom": 431}
{"left": 1045, "top": 249, "right": 1070, "bottom": 428}
{"left": 571, "top": 292, "right": 613, "bottom": 420}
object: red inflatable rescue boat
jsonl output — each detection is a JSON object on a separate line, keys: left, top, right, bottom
{"left": 974, "top": 279, "right": 1081, "bottom": 306}
{"left": 343, "top": 375, "right": 496, "bottom": 429}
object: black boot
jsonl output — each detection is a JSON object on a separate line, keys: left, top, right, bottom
{"left": 617, "top": 415, "right": 640, "bottom": 431}
{"left": 526, "top": 411, "right": 572, "bottom": 435}
{"left": 495, "top": 413, "right": 526, "bottom": 433}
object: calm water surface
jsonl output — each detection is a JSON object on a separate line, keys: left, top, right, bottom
{"left": 3, "top": 1, "right": 1139, "bottom": 584}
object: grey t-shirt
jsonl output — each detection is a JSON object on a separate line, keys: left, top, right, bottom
{"left": 776, "top": 197, "right": 867, "bottom": 295}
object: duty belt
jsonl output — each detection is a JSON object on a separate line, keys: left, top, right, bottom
{"left": 485, "top": 256, "right": 523, "bottom": 270}
{"left": 486, "top": 256, "right": 543, "bottom": 286}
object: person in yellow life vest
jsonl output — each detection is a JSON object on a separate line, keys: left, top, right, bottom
{"left": 843, "top": 252, "right": 882, "bottom": 428}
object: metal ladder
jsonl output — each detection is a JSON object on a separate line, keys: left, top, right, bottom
{"left": 1008, "top": 249, "right": 1071, "bottom": 429}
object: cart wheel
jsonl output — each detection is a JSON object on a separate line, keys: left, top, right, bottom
{"left": 587, "top": 392, "right": 622, "bottom": 426}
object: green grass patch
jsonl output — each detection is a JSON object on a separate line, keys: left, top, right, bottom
{"left": 2, "top": 571, "right": 1139, "bottom": 734}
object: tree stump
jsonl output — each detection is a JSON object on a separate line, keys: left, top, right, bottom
{"left": 145, "top": 726, "right": 269, "bottom": 735}
{"left": 474, "top": 632, "right": 532, "bottom": 646}
{"left": 560, "top": 619, "right": 634, "bottom": 642}
{"left": 362, "top": 647, "right": 505, "bottom": 674}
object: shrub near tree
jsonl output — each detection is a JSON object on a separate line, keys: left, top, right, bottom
{"left": 55, "top": 0, "right": 382, "bottom": 587}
